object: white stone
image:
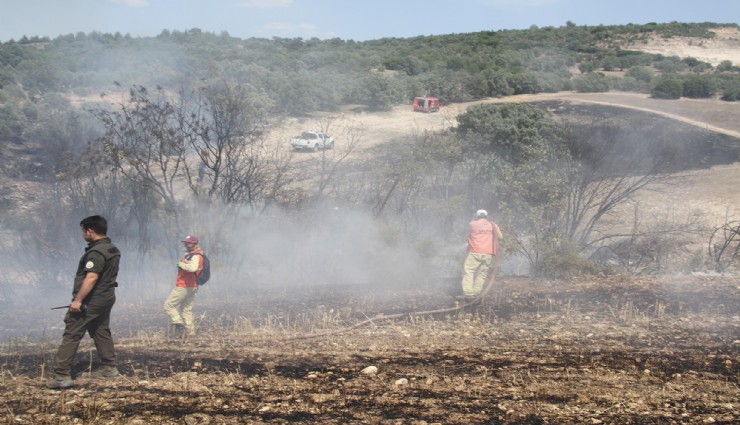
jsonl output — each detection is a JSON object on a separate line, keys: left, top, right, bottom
{"left": 361, "top": 366, "right": 378, "bottom": 375}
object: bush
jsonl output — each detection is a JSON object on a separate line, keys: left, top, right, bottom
{"left": 611, "top": 76, "right": 650, "bottom": 92}
{"left": 0, "top": 104, "right": 27, "bottom": 137}
{"left": 573, "top": 72, "right": 610, "bottom": 92}
{"left": 721, "top": 86, "right": 740, "bottom": 101}
{"left": 716, "top": 60, "right": 737, "bottom": 73}
{"left": 578, "top": 62, "right": 595, "bottom": 74}
{"left": 532, "top": 239, "right": 603, "bottom": 278}
{"left": 717, "top": 75, "right": 740, "bottom": 101}
{"left": 682, "top": 75, "right": 716, "bottom": 98}
{"left": 651, "top": 77, "right": 683, "bottom": 99}
{"left": 654, "top": 57, "right": 689, "bottom": 73}
{"left": 506, "top": 72, "right": 542, "bottom": 95}
{"left": 535, "top": 71, "right": 570, "bottom": 93}
{"left": 682, "top": 56, "right": 712, "bottom": 72}
{"left": 625, "top": 66, "right": 654, "bottom": 83}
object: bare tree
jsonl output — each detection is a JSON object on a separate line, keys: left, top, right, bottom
{"left": 561, "top": 119, "right": 679, "bottom": 249}
{"left": 708, "top": 218, "right": 740, "bottom": 272}
{"left": 92, "top": 82, "right": 293, "bottom": 219}
{"left": 183, "top": 83, "right": 292, "bottom": 212}
{"left": 92, "top": 85, "right": 192, "bottom": 216}
{"left": 288, "top": 116, "right": 365, "bottom": 207}
{"left": 314, "top": 117, "right": 364, "bottom": 200}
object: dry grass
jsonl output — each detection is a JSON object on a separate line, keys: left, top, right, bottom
{"left": 0, "top": 275, "right": 737, "bottom": 424}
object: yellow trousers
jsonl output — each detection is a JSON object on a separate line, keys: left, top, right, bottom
{"left": 461, "top": 252, "right": 493, "bottom": 295}
{"left": 164, "top": 287, "right": 198, "bottom": 330}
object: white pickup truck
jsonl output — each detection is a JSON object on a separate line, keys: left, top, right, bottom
{"left": 290, "top": 131, "right": 335, "bottom": 152}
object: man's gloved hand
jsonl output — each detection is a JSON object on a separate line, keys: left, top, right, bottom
{"left": 177, "top": 261, "right": 186, "bottom": 269}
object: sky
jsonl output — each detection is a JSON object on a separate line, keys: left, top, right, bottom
{"left": 0, "top": 0, "right": 738, "bottom": 43}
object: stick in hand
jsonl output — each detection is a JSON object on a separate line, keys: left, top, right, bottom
{"left": 51, "top": 305, "right": 87, "bottom": 311}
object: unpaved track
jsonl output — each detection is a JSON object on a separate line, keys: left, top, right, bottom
{"left": 276, "top": 91, "right": 740, "bottom": 228}
{"left": 485, "top": 92, "right": 740, "bottom": 139}
{"left": 275, "top": 92, "right": 740, "bottom": 150}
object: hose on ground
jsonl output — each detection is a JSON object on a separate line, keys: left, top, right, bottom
{"left": 267, "top": 254, "right": 501, "bottom": 341}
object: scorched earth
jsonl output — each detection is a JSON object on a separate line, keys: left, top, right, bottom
{"left": 0, "top": 274, "right": 738, "bottom": 424}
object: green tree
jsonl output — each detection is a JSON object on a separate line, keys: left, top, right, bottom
{"left": 483, "top": 70, "right": 513, "bottom": 97}
{"left": 720, "top": 84, "right": 740, "bottom": 101}
{"left": 652, "top": 77, "right": 683, "bottom": 99}
{"left": 682, "top": 75, "right": 716, "bottom": 98}
{"left": 716, "top": 60, "right": 735, "bottom": 72}
{"left": 455, "top": 104, "right": 570, "bottom": 269}
{"left": 506, "top": 72, "right": 542, "bottom": 95}
{"left": 456, "top": 103, "right": 564, "bottom": 164}
{"left": 357, "top": 73, "right": 402, "bottom": 111}
{"left": 0, "top": 104, "right": 27, "bottom": 137}
{"left": 654, "top": 57, "right": 689, "bottom": 73}
{"left": 573, "top": 72, "right": 610, "bottom": 92}
{"left": 625, "top": 66, "right": 654, "bottom": 83}
{"left": 578, "top": 62, "right": 595, "bottom": 74}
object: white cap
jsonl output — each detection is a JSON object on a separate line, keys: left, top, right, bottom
{"left": 476, "top": 209, "right": 488, "bottom": 217}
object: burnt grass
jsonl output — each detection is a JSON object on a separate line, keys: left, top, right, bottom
{"left": 1, "top": 274, "right": 738, "bottom": 424}
{"left": 537, "top": 100, "right": 740, "bottom": 173}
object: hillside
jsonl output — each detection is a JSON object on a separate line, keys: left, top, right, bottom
{"left": 264, "top": 90, "right": 740, "bottom": 228}
{"left": 3, "top": 38, "right": 740, "bottom": 244}
{"left": 625, "top": 26, "right": 740, "bottom": 66}
{"left": 0, "top": 23, "right": 739, "bottom": 425}
{"left": 1, "top": 21, "right": 739, "bottom": 275}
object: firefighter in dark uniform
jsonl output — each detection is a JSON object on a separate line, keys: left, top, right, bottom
{"left": 47, "top": 215, "right": 122, "bottom": 389}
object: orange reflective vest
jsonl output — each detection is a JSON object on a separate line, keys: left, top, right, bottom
{"left": 176, "top": 248, "right": 204, "bottom": 288}
{"left": 468, "top": 218, "right": 500, "bottom": 255}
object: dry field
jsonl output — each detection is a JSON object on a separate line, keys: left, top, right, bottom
{"left": 1, "top": 275, "right": 738, "bottom": 424}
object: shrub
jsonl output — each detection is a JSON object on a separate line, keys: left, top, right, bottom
{"left": 532, "top": 239, "right": 603, "bottom": 278}
{"left": 578, "top": 62, "right": 595, "bottom": 74}
{"left": 573, "top": 72, "right": 609, "bottom": 92}
{"left": 0, "top": 104, "right": 27, "bottom": 137}
{"left": 717, "top": 75, "right": 740, "bottom": 101}
{"left": 611, "top": 76, "right": 650, "bottom": 92}
{"left": 651, "top": 77, "right": 683, "bottom": 99}
{"left": 716, "top": 60, "right": 736, "bottom": 73}
{"left": 654, "top": 57, "right": 689, "bottom": 73}
{"left": 506, "top": 72, "right": 542, "bottom": 95}
{"left": 721, "top": 86, "right": 740, "bottom": 101}
{"left": 625, "top": 66, "right": 654, "bottom": 83}
{"left": 682, "top": 75, "right": 716, "bottom": 98}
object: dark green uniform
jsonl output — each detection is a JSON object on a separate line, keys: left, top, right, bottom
{"left": 53, "top": 237, "right": 121, "bottom": 378}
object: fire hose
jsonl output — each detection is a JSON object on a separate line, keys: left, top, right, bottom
{"left": 271, "top": 254, "right": 501, "bottom": 341}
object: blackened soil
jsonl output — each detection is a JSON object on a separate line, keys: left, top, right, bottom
{"left": 1, "top": 275, "right": 738, "bottom": 424}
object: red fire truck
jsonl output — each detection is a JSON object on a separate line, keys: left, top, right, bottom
{"left": 413, "top": 96, "right": 440, "bottom": 112}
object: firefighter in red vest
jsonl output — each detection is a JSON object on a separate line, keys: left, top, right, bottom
{"left": 164, "top": 235, "right": 204, "bottom": 335}
{"left": 460, "top": 210, "right": 503, "bottom": 297}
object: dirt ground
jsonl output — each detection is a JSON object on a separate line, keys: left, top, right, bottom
{"left": 276, "top": 90, "right": 740, "bottom": 233}
{"left": 1, "top": 275, "right": 737, "bottom": 424}
{"left": 625, "top": 27, "right": 740, "bottom": 67}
